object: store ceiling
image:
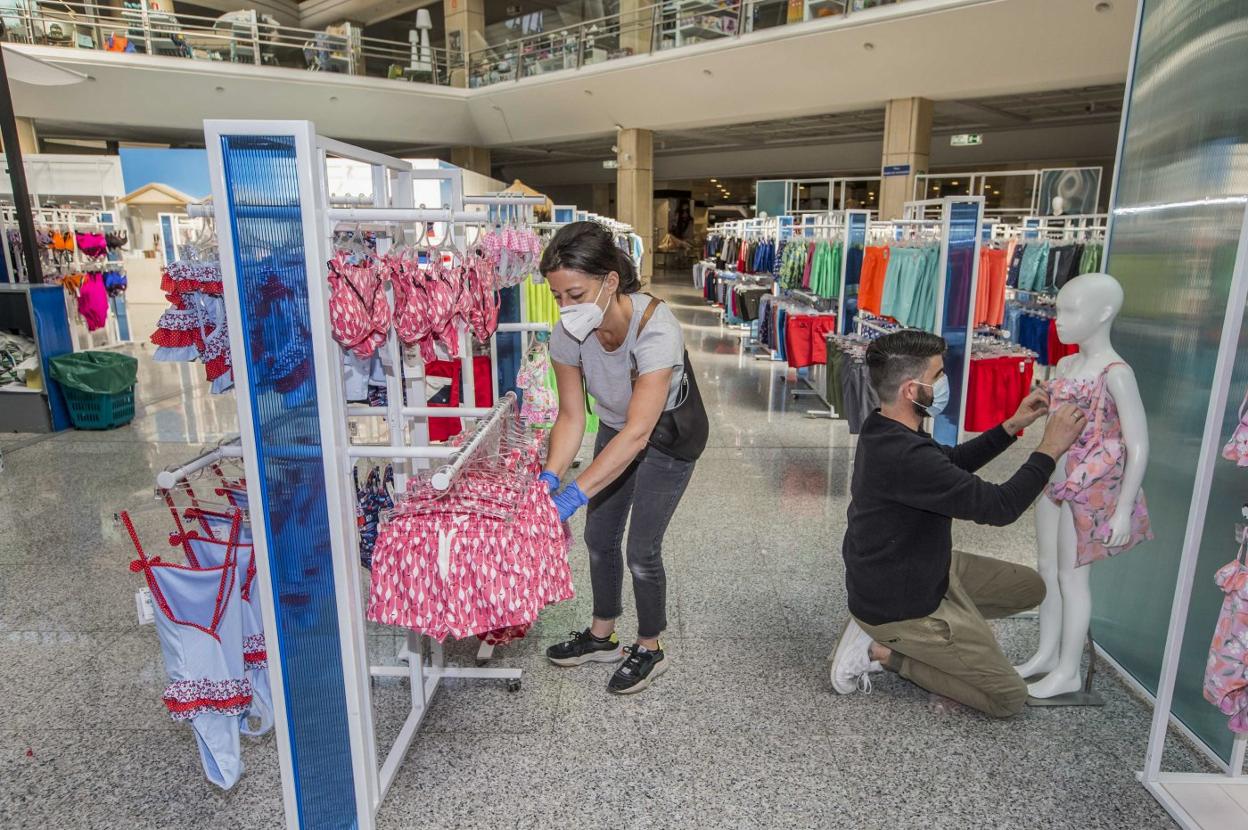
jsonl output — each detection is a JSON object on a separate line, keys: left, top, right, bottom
{"left": 491, "top": 84, "right": 1126, "bottom": 168}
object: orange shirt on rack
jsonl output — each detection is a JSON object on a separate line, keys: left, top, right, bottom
{"left": 858, "top": 245, "right": 890, "bottom": 315}
{"left": 975, "top": 248, "right": 1008, "bottom": 327}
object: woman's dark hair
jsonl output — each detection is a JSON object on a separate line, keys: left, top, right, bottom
{"left": 539, "top": 221, "right": 641, "bottom": 294}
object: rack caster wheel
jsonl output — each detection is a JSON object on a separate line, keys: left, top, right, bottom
{"left": 506, "top": 679, "right": 522, "bottom": 693}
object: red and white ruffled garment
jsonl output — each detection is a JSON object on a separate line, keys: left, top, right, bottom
{"left": 150, "top": 259, "right": 234, "bottom": 393}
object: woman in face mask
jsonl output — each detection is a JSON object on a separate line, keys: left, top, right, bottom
{"left": 538, "top": 221, "right": 701, "bottom": 695}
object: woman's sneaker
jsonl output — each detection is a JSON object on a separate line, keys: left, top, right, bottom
{"left": 607, "top": 643, "right": 669, "bottom": 694}
{"left": 546, "top": 629, "right": 625, "bottom": 667}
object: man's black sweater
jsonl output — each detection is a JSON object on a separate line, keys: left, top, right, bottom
{"left": 843, "top": 411, "right": 1056, "bottom": 626}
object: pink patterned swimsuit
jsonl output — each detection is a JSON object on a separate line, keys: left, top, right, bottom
{"left": 1045, "top": 361, "right": 1153, "bottom": 567}
{"left": 366, "top": 465, "right": 574, "bottom": 642}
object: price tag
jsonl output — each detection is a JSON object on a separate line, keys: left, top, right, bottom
{"left": 135, "top": 588, "right": 155, "bottom": 625}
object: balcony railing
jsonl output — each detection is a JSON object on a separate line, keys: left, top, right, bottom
{"left": 0, "top": 1, "right": 459, "bottom": 85}
{"left": 465, "top": 0, "right": 902, "bottom": 88}
{"left": 0, "top": 0, "right": 901, "bottom": 89}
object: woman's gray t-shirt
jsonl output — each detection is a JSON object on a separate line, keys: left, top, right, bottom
{"left": 549, "top": 293, "right": 685, "bottom": 430}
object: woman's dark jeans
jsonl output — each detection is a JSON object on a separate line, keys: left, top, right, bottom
{"left": 584, "top": 424, "right": 695, "bottom": 639}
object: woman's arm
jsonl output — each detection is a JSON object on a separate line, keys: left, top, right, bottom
{"left": 574, "top": 368, "right": 672, "bottom": 497}
{"left": 1105, "top": 365, "right": 1149, "bottom": 546}
{"left": 544, "top": 360, "right": 588, "bottom": 480}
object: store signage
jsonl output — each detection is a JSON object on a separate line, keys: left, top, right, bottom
{"left": 883, "top": 164, "right": 911, "bottom": 177}
{"left": 602, "top": 159, "right": 619, "bottom": 169}
{"left": 951, "top": 133, "right": 983, "bottom": 147}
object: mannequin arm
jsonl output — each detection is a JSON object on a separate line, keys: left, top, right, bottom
{"left": 1105, "top": 365, "right": 1149, "bottom": 546}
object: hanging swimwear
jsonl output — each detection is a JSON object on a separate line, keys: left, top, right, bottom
{"left": 516, "top": 338, "right": 558, "bottom": 427}
{"left": 1045, "top": 362, "right": 1153, "bottom": 567}
{"left": 170, "top": 511, "right": 272, "bottom": 739}
{"left": 366, "top": 455, "right": 574, "bottom": 642}
{"left": 122, "top": 511, "right": 252, "bottom": 789}
{"left": 354, "top": 465, "right": 394, "bottom": 571}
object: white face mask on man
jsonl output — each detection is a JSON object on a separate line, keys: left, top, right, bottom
{"left": 557, "top": 279, "right": 610, "bottom": 342}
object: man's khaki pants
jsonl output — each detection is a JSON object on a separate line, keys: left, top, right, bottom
{"left": 856, "top": 552, "right": 1045, "bottom": 718}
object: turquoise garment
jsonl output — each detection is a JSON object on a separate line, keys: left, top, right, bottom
{"left": 880, "top": 245, "right": 939, "bottom": 330}
{"left": 809, "top": 240, "right": 843, "bottom": 299}
{"left": 1018, "top": 241, "right": 1051, "bottom": 292}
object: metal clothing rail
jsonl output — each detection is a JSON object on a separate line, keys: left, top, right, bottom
{"left": 429, "top": 392, "right": 516, "bottom": 491}
{"left": 155, "top": 439, "right": 242, "bottom": 490}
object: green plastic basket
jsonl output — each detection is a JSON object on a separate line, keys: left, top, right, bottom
{"left": 61, "top": 385, "right": 136, "bottom": 430}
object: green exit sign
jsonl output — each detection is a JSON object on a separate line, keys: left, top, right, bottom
{"left": 951, "top": 133, "right": 983, "bottom": 147}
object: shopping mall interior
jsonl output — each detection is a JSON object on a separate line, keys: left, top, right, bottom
{"left": 2, "top": 1, "right": 1247, "bottom": 828}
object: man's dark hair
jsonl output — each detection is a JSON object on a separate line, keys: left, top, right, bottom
{"left": 866, "top": 330, "right": 947, "bottom": 403}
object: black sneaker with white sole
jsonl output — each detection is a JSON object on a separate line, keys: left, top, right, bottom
{"left": 607, "top": 644, "right": 669, "bottom": 694}
{"left": 546, "top": 629, "right": 625, "bottom": 667}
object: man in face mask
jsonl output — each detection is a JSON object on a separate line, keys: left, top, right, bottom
{"left": 829, "top": 330, "right": 1086, "bottom": 717}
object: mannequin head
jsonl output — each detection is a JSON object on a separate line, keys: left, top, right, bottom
{"left": 1051, "top": 196, "right": 1065, "bottom": 216}
{"left": 1054, "top": 272, "right": 1124, "bottom": 346}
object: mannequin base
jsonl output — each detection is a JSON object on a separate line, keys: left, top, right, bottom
{"left": 1026, "top": 689, "right": 1105, "bottom": 707}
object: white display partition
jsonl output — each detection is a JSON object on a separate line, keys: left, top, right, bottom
{"left": 896, "top": 196, "right": 984, "bottom": 446}
{"left": 1140, "top": 204, "right": 1248, "bottom": 829}
{"left": 204, "top": 120, "right": 544, "bottom": 830}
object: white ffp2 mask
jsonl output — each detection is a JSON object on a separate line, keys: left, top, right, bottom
{"left": 558, "top": 280, "right": 609, "bottom": 342}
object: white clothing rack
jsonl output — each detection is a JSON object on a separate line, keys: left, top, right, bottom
{"left": 1, "top": 205, "right": 131, "bottom": 350}
{"left": 201, "top": 121, "right": 548, "bottom": 828}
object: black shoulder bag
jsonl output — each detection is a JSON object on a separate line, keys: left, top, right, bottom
{"left": 629, "top": 296, "right": 709, "bottom": 462}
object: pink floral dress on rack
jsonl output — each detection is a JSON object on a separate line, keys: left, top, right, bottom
{"left": 1222, "top": 388, "right": 1248, "bottom": 466}
{"left": 1045, "top": 361, "right": 1153, "bottom": 567}
{"left": 1204, "top": 532, "right": 1248, "bottom": 733}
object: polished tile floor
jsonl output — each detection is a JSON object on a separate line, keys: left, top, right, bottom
{"left": 1, "top": 272, "right": 1206, "bottom": 829}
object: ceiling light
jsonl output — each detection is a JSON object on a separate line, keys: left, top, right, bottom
{"left": 710, "top": 178, "right": 717, "bottom": 182}
{"left": 951, "top": 181, "right": 959, "bottom": 186}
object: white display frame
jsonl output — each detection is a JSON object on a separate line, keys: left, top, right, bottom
{"left": 204, "top": 119, "right": 546, "bottom": 829}
{"left": 1139, "top": 202, "right": 1248, "bottom": 829}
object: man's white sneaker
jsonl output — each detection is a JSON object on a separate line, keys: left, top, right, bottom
{"left": 829, "top": 618, "right": 883, "bottom": 694}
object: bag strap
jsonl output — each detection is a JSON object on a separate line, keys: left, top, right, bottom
{"left": 629, "top": 295, "right": 664, "bottom": 381}
{"left": 636, "top": 294, "right": 661, "bottom": 336}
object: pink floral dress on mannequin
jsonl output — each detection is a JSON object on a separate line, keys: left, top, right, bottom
{"left": 1045, "top": 361, "right": 1153, "bottom": 567}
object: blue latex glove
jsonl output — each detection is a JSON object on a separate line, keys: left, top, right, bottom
{"left": 551, "top": 481, "right": 590, "bottom": 523}
{"left": 538, "top": 471, "right": 560, "bottom": 493}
